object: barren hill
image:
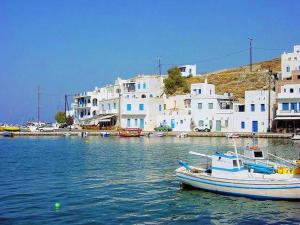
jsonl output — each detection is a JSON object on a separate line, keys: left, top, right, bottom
{"left": 186, "top": 58, "right": 281, "bottom": 99}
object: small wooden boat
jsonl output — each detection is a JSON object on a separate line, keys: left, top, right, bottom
{"left": 226, "top": 133, "right": 240, "bottom": 138}
{"left": 1, "top": 126, "right": 20, "bottom": 132}
{"left": 176, "top": 132, "right": 188, "bottom": 138}
{"left": 2, "top": 131, "right": 14, "bottom": 137}
{"left": 100, "top": 132, "right": 111, "bottom": 137}
{"left": 176, "top": 143, "right": 300, "bottom": 200}
{"left": 291, "top": 133, "right": 300, "bottom": 140}
{"left": 119, "top": 128, "right": 142, "bottom": 137}
{"left": 156, "top": 132, "right": 165, "bottom": 137}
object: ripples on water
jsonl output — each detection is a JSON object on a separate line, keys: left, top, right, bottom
{"left": 0, "top": 136, "right": 300, "bottom": 224}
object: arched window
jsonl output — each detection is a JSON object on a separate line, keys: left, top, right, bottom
{"left": 141, "top": 94, "right": 146, "bottom": 98}
{"left": 92, "top": 98, "right": 98, "bottom": 106}
{"left": 93, "top": 110, "right": 96, "bottom": 116}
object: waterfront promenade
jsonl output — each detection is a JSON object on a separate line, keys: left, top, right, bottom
{"left": 7, "top": 130, "right": 292, "bottom": 139}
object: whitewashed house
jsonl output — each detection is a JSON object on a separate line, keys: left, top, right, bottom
{"left": 178, "top": 65, "right": 197, "bottom": 77}
{"left": 274, "top": 82, "right": 300, "bottom": 133}
{"left": 190, "top": 80, "right": 234, "bottom": 132}
{"left": 118, "top": 75, "right": 165, "bottom": 131}
{"left": 156, "top": 94, "right": 192, "bottom": 131}
{"left": 233, "top": 90, "right": 276, "bottom": 133}
{"left": 281, "top": 45, "right": 300, "bottom": 80}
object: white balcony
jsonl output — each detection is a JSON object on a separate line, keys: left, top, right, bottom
{"left": 276, "top": 109, "right": 300, "bottom": 117}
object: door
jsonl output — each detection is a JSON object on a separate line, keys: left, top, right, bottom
{"left": 171, "top": 119, "right": 175, "bottom": 129}
{"left": 139, "top": 118, "right": 144, "bottom": 129}
{"left": 252, "top": 121, "right": 258, "bottom": 133}
{"left": 216, "top": 120, "right": 221, "bottom": 131}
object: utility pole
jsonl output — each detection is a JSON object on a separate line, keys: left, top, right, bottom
{"left": 37, "top": 86, "right": 40, "bottom": 125}
{"left": 64, "top": 94, "right": 67, "bottom": 120}
{"left": 248, "top": 38, "right": 253, "bottom": 72}
{"left": 158, "top": 57, "right": 162, "bottom": 75}
{"left": 267, "top": 68, "right": 272, "bottom": 132}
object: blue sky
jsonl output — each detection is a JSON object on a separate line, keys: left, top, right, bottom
{"left": 0, "top": 0, "right": 299, "bottom": 123}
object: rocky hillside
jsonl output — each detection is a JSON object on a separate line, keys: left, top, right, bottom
{"left": 186, "top": 58, "right": 281, "bottom": 100}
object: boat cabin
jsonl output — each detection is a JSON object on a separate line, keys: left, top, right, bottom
{"left": 210, "top": 153, "right": 245, "bottom": 178}
{"left": 244, "top": 146, "right": 265, "bottom": 161}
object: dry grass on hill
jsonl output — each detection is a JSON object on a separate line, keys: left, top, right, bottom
{"left": 185, "top": 58, "right": 280, "bottom": 99}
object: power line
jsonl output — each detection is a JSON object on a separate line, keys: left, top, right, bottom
{"left": 162, "top": 48, "right": 248, "bottom": 66}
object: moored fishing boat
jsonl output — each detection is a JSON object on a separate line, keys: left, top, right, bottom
{"left": 119, "top": 128, "right": 142, "bottom": 137}
{"left": 1, "top": 126, "right": 20, "bottom": 132}
{"left": 2, "top": 131, "right": 14, "bottom": 137}
{"left": 176, "top": 144, "right": 300, "bottom": 200}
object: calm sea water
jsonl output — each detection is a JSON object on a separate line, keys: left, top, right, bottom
{"left": 0, "top": 136, "right": 300, "bottom": 225}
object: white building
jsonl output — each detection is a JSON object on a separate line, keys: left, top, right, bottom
{"left": 190, "top": 80, "right": 234, "bottom": 132}
{"left": 274, "top": 82, "right": 300, "bottom": 133}
{"left": 281, "top": 45, "right": 300, "bottom": 80}
{"left": 119, "top": 75, "right": 164, "bottom": 131}
{"left": 178, "top": 65, "right": 197, "bottom": 77}
{"left": 233, "top": 90, "right": 276, "bottom": 133}
{"left": 156, "top": 94, "right": 192, "bottom": 131}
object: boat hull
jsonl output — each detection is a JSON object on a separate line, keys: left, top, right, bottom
{"left": 176, "top": 172, "right": 300, "bottom": 200}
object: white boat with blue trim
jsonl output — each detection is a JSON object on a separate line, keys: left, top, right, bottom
{"left": 176, "top": 145, "right": 300, "bottom": 200}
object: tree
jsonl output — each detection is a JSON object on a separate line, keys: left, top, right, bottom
{"left": 55, "top": 111, "right": 66, "bottom": 124}
{"left": 164, "top": 67, "right": 190, "bottom": 95}
{"left": 66, "top": 116, "right": 74, "bottom": 125}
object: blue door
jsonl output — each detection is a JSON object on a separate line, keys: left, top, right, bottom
{"left": 171, "top": 119, "right": 175, "bottom": 129}
{"left": 252, "top": 121, "right": 258, "bottom": 133}
{"left": 139, "top": 118, "right": 144, "bottom": 129}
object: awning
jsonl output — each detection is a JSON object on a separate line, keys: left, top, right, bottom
{"left": 98, "top": 115, "right": 116, "bottom": 123}
{"left": 274, "top": 117, "right": 300, "bottom": 120}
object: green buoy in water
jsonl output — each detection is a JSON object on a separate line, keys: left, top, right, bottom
{"left": 54, "top": 202, "right": 61, "bottom": 210}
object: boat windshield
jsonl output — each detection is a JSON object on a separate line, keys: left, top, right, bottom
{"left": 233, "top": 159, "right": 243, "bottom": 167}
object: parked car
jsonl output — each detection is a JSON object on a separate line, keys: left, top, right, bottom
{"left": 193, "top": 125, "right": 211, "bottom": 132}
{"left": 154, "top": 125, "right": 172, "bottom": 132}
{"left": 38, "top": 125, "right": 57, "bottom": 132}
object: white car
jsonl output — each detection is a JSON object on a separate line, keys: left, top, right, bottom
{"left": 38, "top": 126, "right": 57, "bottom": 132}
{"left": 193, "top": 125, "right": 211, "bottom": 132}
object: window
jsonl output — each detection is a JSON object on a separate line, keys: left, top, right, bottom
{"left": 261, "top": 104, "right": 265, "bottom": 112}
{"left": 254, "top": 151, "right": 263, "bottom": 158}
{"left": 127, "top": 119, "right": 131, "bottom": 127}
{"left": 290, "top": 88, "right": 294, "bottom": 93}
{"left": 139, "top": 104, "right": 144, "bottom": 111}
{"left": 284, "top": 88, "right": 286, "bottom": 93}
{"left": 138, "top": 83, "right": 141, "bottom": 89}
{"left": 282, "top": 103, "right": 289, "bottom": 111}
{"left": 198, "top": 120, "right": 204, "bottom": 126}
{"left": 127, "top": 104, "right": 132, "bottom": 111}
{"left": 251, "top": 104, "right": 255, "bottom": 112}
{"left": 92, "top": 98, "right": 97, "bottom": 106}
{"left": 143, "top": 82, "right": 146, "bottom": 89}
{"left": 180, "top": 120, "right": 183, "bottom": 124}
{"left": 208, "top": 103, "right": 213, "bottom": 109}
{"left": 291, "top": 102, "right": 297, "bottom": 111}
{"left": 225, "top": 120, "right": 228, "bottom": 127}
{"left": 134, "top": 119, "right": 138, "bottom": 127}
{"left": 164, "top": 104, "right": 166, "bottom": 110}
{"left": 114, "top": 103, "right": 116, "bottom": 109}
{"left": 108, "top": 104, "right": 110, "bottom": 110}
{"left": 286, "top": 66, "right": 290, "bottom": 72}
{"left": 93, "top": 110, "right": 96, "bottom": 116}
{"left": 198, "top": 103, "right": 202, "bottom": 109}
{"left": 210, "top": 90, "right": 212, "bottom": 95}
{"left": 209, "top": 120, "right": 213, "bottom": 128}
{"left": 297, "top": 75, "right": 300, "bottom": 80}
{"left": 198, "top": 89, "right": 201, "bottom": 94}
{"left": 102, "top": 104, "right": 104, "bottom": 110}
{"left": 87, "top": 110, "right": 90, "bottom": 116}
{"left": 87, "top": 99, "right": 91, "bottom": 103}
{"left": 241, "top": 121, "right": 245, "bottom": 129}
{"left": 159, "top": 105, "right": 162, "bottom": 111}
{"left": 141, "top": 94, "right": 146, "bottom": 98}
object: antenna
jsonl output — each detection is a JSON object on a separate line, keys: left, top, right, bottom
{"left": 158, "top": 57, "right": 162, "bottom": 75}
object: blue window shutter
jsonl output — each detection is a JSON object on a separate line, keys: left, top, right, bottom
{"left": 251, "top": 104, "right": 255, "bottom": 112}
{"left": 241, "top": 121, "right": 245, "bottom": 129}
{"left": 127, "top": 104, "right": 131, "bottom": 111}
{"left": 282, "top": 103, "right": 289, "bottom": 111}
